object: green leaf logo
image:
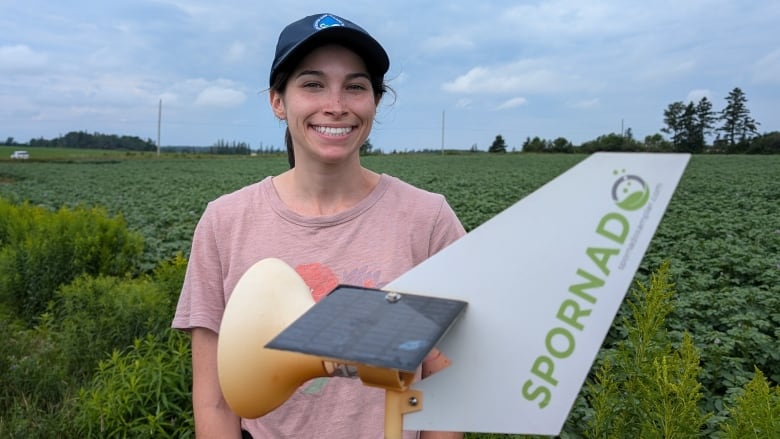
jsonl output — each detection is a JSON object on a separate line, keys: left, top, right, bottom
{"left": 612, "top": 170, "right": 650, "bottom": 211}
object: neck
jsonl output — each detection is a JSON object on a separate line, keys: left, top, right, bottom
{"left": 273, "top": 163, "right": 380, "bottom": 216}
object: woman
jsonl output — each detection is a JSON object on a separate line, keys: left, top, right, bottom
{"left": 173, "top": 13, "right": 465, "bottom": 439}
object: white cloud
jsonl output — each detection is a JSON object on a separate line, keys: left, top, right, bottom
{"left": 498, "top": 0, "right": 642, "bottom": 41}
{"left": 442, "top": 59, "right": 597, "bottom": 95}
{"left": 497, "top": 97, "right": 528, "bottom": 110}
{"left": 194, "top": 86, "right": 246, "bottom": 108}
{"left": 163, "top": 78, "right": 247, "bottom": 108}
{"left": 0, "top": 45, "right": 48, "bottom": 73}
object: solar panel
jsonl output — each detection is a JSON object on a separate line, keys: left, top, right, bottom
{"left": 266, "top": 285, "right": 467, "bottom": 372}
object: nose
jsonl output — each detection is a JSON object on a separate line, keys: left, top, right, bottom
{"left": 323, "top": 90, "right": 348, "bottom": 117}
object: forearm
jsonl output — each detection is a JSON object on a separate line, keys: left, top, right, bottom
{"left": 192, "top": 327, "right": 243, "bottom": 438}
{"left": 193, "top": 403, "right": 242, "bottom": 438}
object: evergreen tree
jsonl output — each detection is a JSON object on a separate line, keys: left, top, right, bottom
{"left": 661, "top": 101, "right": 687, "bottom": 148}
{"left": 522, "top": 136, "right": 547, "bottom": 152}
{"left": 695, "top": 97, "right": 716, "bottom": 149}
{"left": 662, "top": 97, "right": 715, "bottom": 153}
{"left": 718, "top": 87, "right": 759, "bottom": 152}
{"left": 488, "top": 134, "right": 507, "bottom": 153}
{"left": 360, "top": 138, "right": 373, "bottom": 154}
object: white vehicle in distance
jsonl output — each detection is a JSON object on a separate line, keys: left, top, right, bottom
{"left": 10, "top": 150, "right": 30, "bottom": 160}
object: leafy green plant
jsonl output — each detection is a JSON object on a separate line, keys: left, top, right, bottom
{"left": 585, "top": 262, "right": 710, "bottom": 438}
{"left": 51, "top": 273, "right": 174, "bottom": 380}
{"left": 152, "top": 251, "right": 189, "bottom": 301}
{"left": 0, "top": 311, "right": 69, "bottom": 417}
{"left": 720, "top": 368, "right": 780, "bottom": 438}
{"left": 72, "top": 331, "right": 194, "bottom": 439}
{"left": 0, "top": 198, "right": 144, "bottom": 322}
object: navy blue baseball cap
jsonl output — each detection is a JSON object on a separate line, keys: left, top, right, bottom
{"left": 270, "top": 13, "right": 389, "bottom": 87}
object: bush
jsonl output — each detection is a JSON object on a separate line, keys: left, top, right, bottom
{"left": 720, "top": 368, "right": 780, "bottom": 438}
{"left": 152, "top": 252, "right": 188, "bottom": 301}
{"left": 585, "top": 262, "right": 710, "bottom": 437}
{"left": 71, "top": 331, "right": 194, "bottom": 438}
{"left": 51, "top": 274, "right": 174, "bottom": 380}
{"left": 0, "top": 198, "right": 144, "bottom": 322}
{"left": 0, "top": 312, "right": 69, "bottom": 418}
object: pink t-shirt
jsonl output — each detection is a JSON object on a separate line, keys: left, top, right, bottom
{"left": 173, "top": 174, "right": 465, "bottom": 438}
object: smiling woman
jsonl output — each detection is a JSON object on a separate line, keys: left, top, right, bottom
{"left": 171, "top": 13, "right": 466, "bottom": 439}
{"left": 269, "top": 45, "right": 380, "bottom": 175}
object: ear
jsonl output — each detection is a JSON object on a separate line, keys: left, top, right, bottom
{"left": 270, "top": 90, "right": 286, "bottom": 120}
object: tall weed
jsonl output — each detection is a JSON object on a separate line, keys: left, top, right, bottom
{"left": 0, "top": 198, "right": 144, "bottom": 322}
{"left": 720, "top": 368, "right": 780, "bottom": 438}
{"left": 71, "top": 331, "right": 194, "bottom": 438}
{"left": 586, "top": 262, "right": 710, "bottom": 438}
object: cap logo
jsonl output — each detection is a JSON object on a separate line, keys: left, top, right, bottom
{"left": 314, "top": 14, "right": 345, "bottom": 30}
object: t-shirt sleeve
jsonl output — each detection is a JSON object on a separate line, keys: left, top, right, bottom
{"left": 429, "top": 196, "right": 466, "bottom": 257}
{"left": 171, "top": 203, "right": 226, "bottom": 333}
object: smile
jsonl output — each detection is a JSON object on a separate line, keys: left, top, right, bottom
{"left": 313, "top": 126, "right": 353, "bottom": 136}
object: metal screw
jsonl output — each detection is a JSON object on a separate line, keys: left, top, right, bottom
{"left": 408, "top": 396, "right": 418, "bottom": 406}
{"left": 385, "top": 291, "right": 402, "bottom": 303}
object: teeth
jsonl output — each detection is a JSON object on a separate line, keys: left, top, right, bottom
{"left": 314, "top": 126, "right": 352, "bottom": 136}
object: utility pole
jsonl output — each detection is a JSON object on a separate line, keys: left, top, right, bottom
{"left": 157, "top": 99, "right": 162, "bottom": 157}
{"left": 441, "top": 110, "right": 445, "bottom": 154}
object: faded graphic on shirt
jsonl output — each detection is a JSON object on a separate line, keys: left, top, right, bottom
{"left": 293, "top": 262, "right": 385, "bottom": 394}
{"left": 295, "top": 263, "right": 384, "bottom": 302}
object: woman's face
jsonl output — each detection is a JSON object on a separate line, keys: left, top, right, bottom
{"left": 270, "top": 44, "right": 380, "bottom": 166}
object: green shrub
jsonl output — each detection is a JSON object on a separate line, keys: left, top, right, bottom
{"left": 51, "top": 274, "right": 174, "bottom": 380}
{"left": 0, "top": 312, "right": 69, "bottom": 416}
{"left": 0, "top": 255, "right": 185, "bottom": 437}
{"left": 0, "top": 198, "right": 144, "bottom": 322}
{"left": 152, "top": 252, "right": 188, "bottom": 301}
{"left": 72, "top": 331, "right": 194, "bottom": 438}
{"left": 585, "top": 262, "right": 710, "bottom": 438}
{"left": 720, "top": 368, "right": 780, "bottom": 438}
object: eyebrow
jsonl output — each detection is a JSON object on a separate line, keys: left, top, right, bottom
{"left": 295, "top": 70, "right": 371, "bottom": 81}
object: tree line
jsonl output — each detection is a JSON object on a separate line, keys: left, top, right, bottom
{"left": 492, "top": 87, "right": 779, "bottom": 154}
{"left": 25, "top": 131, "right": 157, "bottom": 151}
{"left": 5, "top": 87, "right": 776, "bottom": 155}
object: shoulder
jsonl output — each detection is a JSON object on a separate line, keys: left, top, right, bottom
{"left": 205, "top": 178, "right": 269, "bottom": 212}
{"left": 196, "top": 178, "right": 272, "bottom": 228}
{"left": 378, "top": 174, "right": 462, "bottom": 231}
{"left": 381, "top": 174, "right": 446, "bottom": 205}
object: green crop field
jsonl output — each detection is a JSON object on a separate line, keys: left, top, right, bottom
{"left": 1, "top": 152, "right": 778, "bottom": 437}
{"left": 0, "top": 145, "right": 157, "bottom": 161}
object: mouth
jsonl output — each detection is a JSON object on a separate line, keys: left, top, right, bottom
{"left": 312, "top": 125, "right": 354, "bottom": 137}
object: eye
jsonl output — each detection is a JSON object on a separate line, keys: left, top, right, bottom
{"left": 346, "top": 82, "right": 370, "bottom": 92}
{"left": 302, "top": 81, "right": 324, "bottom": 88}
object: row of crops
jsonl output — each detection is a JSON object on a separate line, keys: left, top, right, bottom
{"left": 0, "top": 153, "right": 778, "bottom": 437}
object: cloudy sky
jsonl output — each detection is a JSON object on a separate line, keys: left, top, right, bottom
{"left": 2, "top": 0, "right": 778, "bottom": 151}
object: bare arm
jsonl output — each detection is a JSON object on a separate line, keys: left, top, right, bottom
{"left": 420, "top": 348, "right": 464, "bottom": 439}
{"left": 192, "top": 327, "right": 243, "bottom": 438}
